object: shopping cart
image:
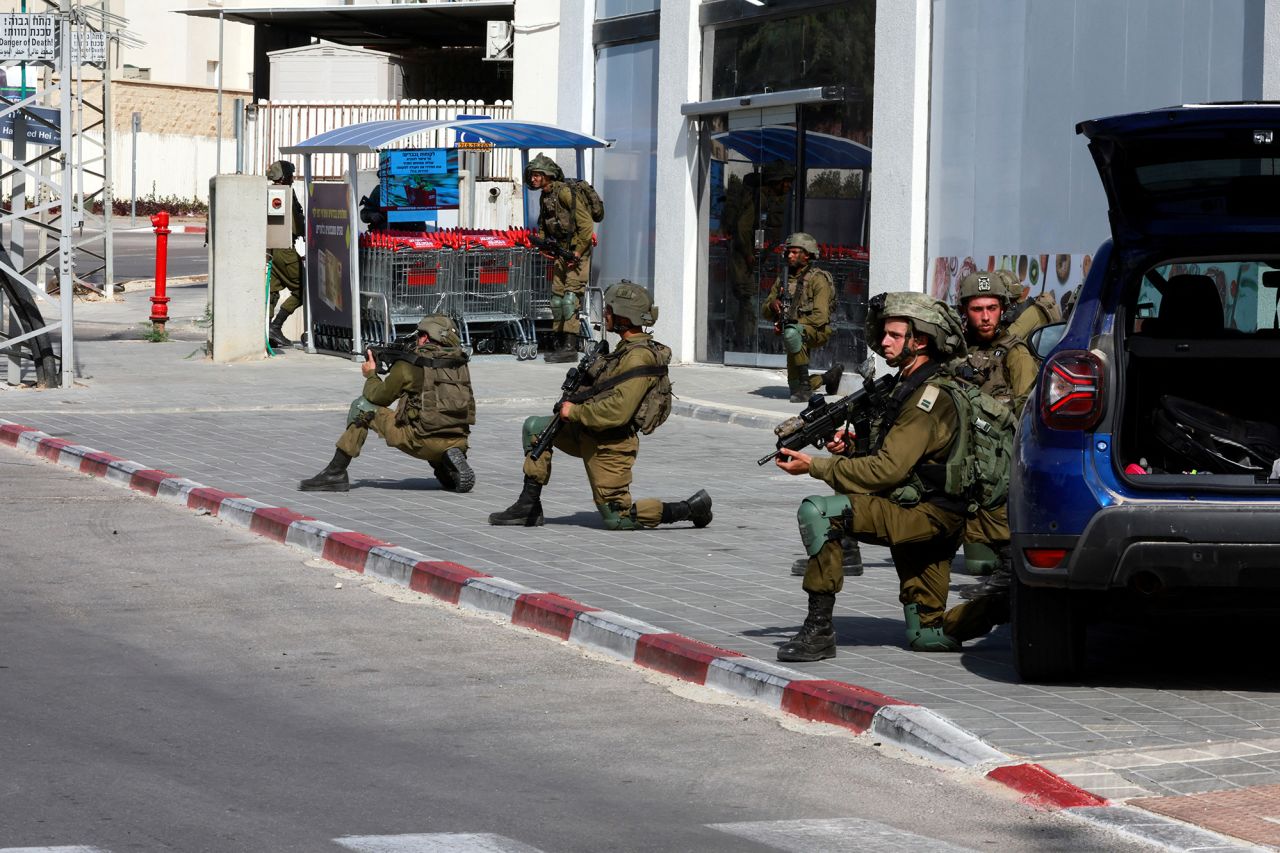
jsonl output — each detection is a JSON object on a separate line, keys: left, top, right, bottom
{"left": 519, "top": 232, "right": 602, "bottom": 350}
{"left": 358, "top": 231, "right": 457, "bottom": 344}
{"left": 450, "top": 237, "right": 538, "bottom": 359}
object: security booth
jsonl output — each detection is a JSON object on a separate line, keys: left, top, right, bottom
{"left": 279, "top": 118, "right": 610, "bottom": 360}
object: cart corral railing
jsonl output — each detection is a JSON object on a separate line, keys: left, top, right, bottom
{"left": 249, "top": 99, "right": 517, "bottom": 181}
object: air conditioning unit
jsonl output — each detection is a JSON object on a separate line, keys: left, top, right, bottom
{"left": 484, "top": 21, "right": 513, "bottom": 62}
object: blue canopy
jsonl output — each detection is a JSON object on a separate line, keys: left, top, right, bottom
{"left": 713, "top": 127, "right": 871, "bottom": 170}
{"left": 281, "top": 118, "right": 611, "bottom": 154}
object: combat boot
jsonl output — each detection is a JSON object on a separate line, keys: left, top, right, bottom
{"left": 436, "top": 447, "right": 475, "bottom": 494}
{"left": 269, "top": 308, "right": 293, "bottom": 347}
{"left": 777, "top": 592, "right": 837, "bottom": 662}
{"left": 542, "top": 333, "right": 563, "bottom": 362}
{"left": 820, "top": 362, "right": 845, "bottom": 395}
{"left": 790, "top": 537, "right": 863, "bottom": 576}
{"left": 958, "top": 543, "right": 1012, "bottom": 601}
{"left": 488, "top": 476, "right": 545, "bottom": 526}
{"left": 545, "top": 333, "right": 579, "bottom": 364}
{"left": 903, "top": 603, "right": 961, "bottom": 652}
{"left": 659, "top": 489, "right": 713, "bottom": 528}
{"left": 299, "top": 449, "right": 352, "bottom": 492}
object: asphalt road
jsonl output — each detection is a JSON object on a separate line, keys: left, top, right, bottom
{"left": 0, "top": 449, "right": 1158, "bottom": 853}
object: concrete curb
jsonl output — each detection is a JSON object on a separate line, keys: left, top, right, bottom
{"left": 3, "top": 416, "right": 1261, "bottom": 850}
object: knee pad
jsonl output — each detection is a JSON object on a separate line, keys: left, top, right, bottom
{"left": 597, "top": 502, "right": 638, "bottom": 531}
{"left": 562, "top": 290, "right": 580, "bottom": 320}
{"left": 782, "top": 324, "right": 805, "bottom": 355}
{"left": 521, "top": 415, "right": 555, "bottom": 454}
{"left": 797, "top": 494, "right": 852, "bottom": 557}
{"left": 548, "top": 293, "right": 565, "bottom": 320}
{"left": 347, "top": 396, "right": 377, "bottom": 427}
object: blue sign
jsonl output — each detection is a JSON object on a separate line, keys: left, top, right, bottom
{"left": 0, "top": 105, "right": 59, "bottom": 146}
{"left": 455, "top": 113, "right": 492, "bottom": 145}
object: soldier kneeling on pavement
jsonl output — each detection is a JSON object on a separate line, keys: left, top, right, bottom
{"left": 488, "top": 281, "right": 712, "bottom": 530}
{"left": 761, "top": 232, "right": 844, "bottom": 403}
{"left": 774, "top": 292, "right": 1014, "bottom": 661}
{"left": 300, "top": 314, "right": 476, "bottom": 493}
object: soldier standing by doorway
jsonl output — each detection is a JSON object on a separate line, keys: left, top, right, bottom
{"left": 526, "top": 154, "right": 597, "bottom": 364}
{"left": 266, "top": 159, "right": 305, "bottom": 348}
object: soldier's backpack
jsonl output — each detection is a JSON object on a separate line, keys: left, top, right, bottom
{"left": 566, "top": 178, "right": 606, "bottom": 223}
{"left": 935, "top": 377, "right": 1018, "bottom": 512}
{"left": 568, "top": 340, "right": 672, "bottom": 434}
{"left": 401, "top": 343, "right": 476, "bottom": 436}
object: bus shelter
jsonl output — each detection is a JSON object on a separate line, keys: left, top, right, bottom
{"left": 281, "top": 118, "right": 610, "bottom": 358}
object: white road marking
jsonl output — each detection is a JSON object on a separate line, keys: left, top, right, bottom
{"left": 0, "top": 848, "right": 109, "bottom": 852}
{"left": 334, "top": 834, "right": 548, "bottom": 853}
{"left": 708, "top": 818, "right": 978, "bottom": 852}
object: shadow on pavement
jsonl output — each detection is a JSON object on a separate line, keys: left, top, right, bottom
{"left": 747, "top": 385, "right": 792, "bottom": 401}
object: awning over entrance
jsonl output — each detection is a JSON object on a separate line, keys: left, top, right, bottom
{"left": 280, "top": 119, "right": 611, "bottom": 155}
{"left": 713, "top": 128, "right": 871, "bottom": 171}
{"left": 181, "top": 2, "right": 513, "bottom": 50}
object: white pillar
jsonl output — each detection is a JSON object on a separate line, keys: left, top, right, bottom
{"left": 1264, "top": 0, "right": 1280, "bottom": 99}
{"left": 209, "top": 175, "right": 267, "bottom": 363}
{"left": 652, "top": 0, "right": 700, "bottom": 363}
{"left": 869, "top": 0, "right": 932, "bottom": 297}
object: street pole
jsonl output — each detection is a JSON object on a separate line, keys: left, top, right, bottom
{"left": 130, "top": 111, "right": 139, "bottom": 225}
{"left": 58, "top": 4, "right": 75, "bottom": 388}
{"left": 102, "top": 0, "right": 115, "bottom": 294}
{"left": 215, "top": 9, "right": 224, "bottom": 175}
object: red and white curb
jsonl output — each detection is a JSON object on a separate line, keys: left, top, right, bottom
{"left": 0, "top": 418, "right": 1259, "bottom": 851}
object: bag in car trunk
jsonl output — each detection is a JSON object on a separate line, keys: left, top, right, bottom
{"left": 1152, "top": 394, "right": 1280, "bottom": 476}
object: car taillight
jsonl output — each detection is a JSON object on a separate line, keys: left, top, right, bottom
{"left": 1041, "top": 350, "right": 1105, "bottom": 430}
{"left": 1024, "top": 548, "right": 1068, "bottom": 568}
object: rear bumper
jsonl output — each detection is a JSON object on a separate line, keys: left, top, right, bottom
{"left": 1013, "top": 503, "right": 1280, "bottom": 590}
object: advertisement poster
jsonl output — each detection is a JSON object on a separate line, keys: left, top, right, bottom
{"left": 379, "top": 149, "right": 459, "bottom": 224}
{"left": 306, "top": 182, "right": 354, "bottom": 349}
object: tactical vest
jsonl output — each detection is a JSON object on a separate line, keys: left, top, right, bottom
{"left": 783, "top": 265, "right": 836, "bottom": 328}
{"left": 539, "top": 182, "right": 589, "bottom": 250}
{"left": 395, "top": 343, "right": 476, "bottom": 437}
{"left": 573, "top": 338, "right": 672, "bottom": 435}
{"left": 961, "top": 329, "right": 1032, "bottom": 408}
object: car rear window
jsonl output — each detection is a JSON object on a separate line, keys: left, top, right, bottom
{"left": 1132, "top": 260, "right": 1280, "bottom": 335}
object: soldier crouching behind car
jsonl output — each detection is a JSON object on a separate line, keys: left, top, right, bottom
{"left": 488, "top": 280, "right": 712, "bottom": 530}
{"left": 299, "top": 314, "right": 476, "bottom": 493}
{"left": 773, "top": 292, "right": 976, "bottom": 661}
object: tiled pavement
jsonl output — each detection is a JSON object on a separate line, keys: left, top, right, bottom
{"left": 8, "top": 286, "right": 1280, "bottom": 847}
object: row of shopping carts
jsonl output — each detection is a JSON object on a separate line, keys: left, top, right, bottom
{"left": 358, "top": 229, "right": 556, "bottom": 359}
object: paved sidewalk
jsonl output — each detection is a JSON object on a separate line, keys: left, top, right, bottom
{"left": 5, "top": 302, "right": 1280, "bottom": 848}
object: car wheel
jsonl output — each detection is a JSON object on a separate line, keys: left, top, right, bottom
{"left": 1011, "top": 576, "right": 1086, "bottom": 683}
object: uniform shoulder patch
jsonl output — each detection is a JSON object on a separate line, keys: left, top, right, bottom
{"left": 916, "top": 385, "right": 940, "bottom": 412}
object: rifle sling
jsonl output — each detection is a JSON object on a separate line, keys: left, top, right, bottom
{"left": 566, "top": 365, "right": 667, "bottom": 405}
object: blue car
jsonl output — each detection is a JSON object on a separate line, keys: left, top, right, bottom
{"left": 1011, "top": 104, "right": 1280, "bottom": 682}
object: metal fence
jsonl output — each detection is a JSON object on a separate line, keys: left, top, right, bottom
{"left": 249, "top": 99, "right": 517, "bottom": 181}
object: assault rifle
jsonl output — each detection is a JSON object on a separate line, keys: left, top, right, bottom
{"left": 528, "top": 339, "right": 611, "bottom": 461}
{"left": 366, "top": 334, "right": 418, "bottom": 375}
{"left": 757, "top": 359, "right": 894, "bottom": 466}
{"left": 773, "top": 287, "right": 794, "bottom": 335}
{"left": 529, "top": 233, "right": 578, "bottom": 265}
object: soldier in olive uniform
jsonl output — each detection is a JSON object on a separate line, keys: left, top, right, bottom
{"left": 266, "top": 159, "right": 306, "bottom": 348}
{"left": 761, "top": 232, "right": 845, "bottom": 403}
{"left": 726, "top": 161, "right": 794, "bottom": 350}
{"left": 947, "top": 272, "right": 1037, "bottom": 629}
{"left": 489, "top": 281, "right": 712, "bottom": 531}
{"left": 774, "top": 293, "right": 973, "bottom": 661}
{"left": 526, "top": 154, "right": 597, "bottom": 364}
{"left": 999, "top": 268, "right": 1063, "bottom": 340}
{"left": 299, "top": 314, "right": 476, "bottom": 493}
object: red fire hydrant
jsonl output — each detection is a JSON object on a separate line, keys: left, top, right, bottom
{"left": 150, "top": 210, "right": 170, "bottom": 332}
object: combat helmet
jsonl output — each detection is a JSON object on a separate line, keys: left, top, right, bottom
{"left": 266, "top": 160, "right": 295, "bottom": 183}
{"left": 996, "top": 268, "right": 1026, "bottom": 302}
{"left": 416, "top": 313, "right": 460, "bottom": 346}
{"left": 783, "top": 232, "right": 820, "bottom": 259}
{"left": 866, "top": 291, "right": 967, "bottom": 363}
{"left": 524, "top": 153, "right": 564, "bottom": 186}
{"left": 762, "top": 160, "right": 796, "bottom": 184}
{"left": 957, "top": 270, "right": 1009, "bottom": 306}
{"left": 604, "top": 279, "right": 658, "bottom": 326}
